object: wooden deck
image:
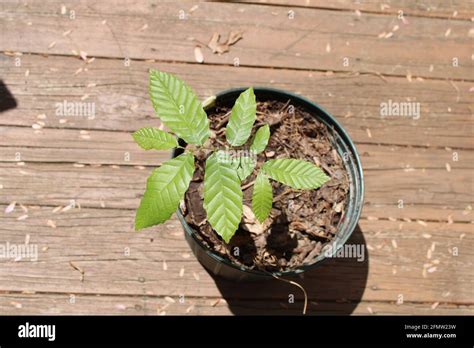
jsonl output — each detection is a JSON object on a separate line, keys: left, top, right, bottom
{"left": 0, "top": 0, "right": 472, "bottom": 315}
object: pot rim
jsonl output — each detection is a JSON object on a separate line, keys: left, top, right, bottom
{"left": 175, "top": 86, "right": 364, "bottom": 278}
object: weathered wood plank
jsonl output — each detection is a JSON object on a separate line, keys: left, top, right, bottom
{"left": 1, "top": 293, "right": 471, "bottom": 315}
{"left": 1, "top": 55, "right": 472, "bottom": 149}
{"left": 0, "top": 160, "right": 471, "bottom": 222}
{"left": 0, "top": 207, "right": 472, "bottom": 305}
{"left": 1, "top": 1, "right": 471, "bottom": 79}
{"left": 2, "top": 126, "right": 473, "bottom": 168}
{"left": 236, "top": 0, "right": 473, "bottom": 20}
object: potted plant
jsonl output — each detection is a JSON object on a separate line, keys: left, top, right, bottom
{"left": 133, "top": 70, "right": 364, "bottom": 281}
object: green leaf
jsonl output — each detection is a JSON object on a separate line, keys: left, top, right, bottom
{"left": 250, "top": 124, "right": 270, "bottom": 154}
{"left": 149, "top": 70, "right": 209, "bottom": 145}
{"left": 252, "top": 172, "right": 273, "bottom": 223}
{"left": 225, "top": 88, "right": 257, "bottom": 146}
{"left": 230, "top": 155, "right": 256, "bottom": 181}
{"left": 132, "top": 127, "right": 178, "bottom": 150}
{"left": 204, "top": 151, "right": 243, "bottom": 243}
{"left": 262, "top": 158, "right": 330, "bottom": 189}
{"left": 135, "top": 152, "right": 195, "bottom": 230}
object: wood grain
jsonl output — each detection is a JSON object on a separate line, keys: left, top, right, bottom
{"left": 0, "top": 159, "right": 471, "bottom": 222}
{"left": 0, "top": 0, "right": 472, "bottom": 315}
{"left": 0, "top": 207, "right": 472, "bottom": 305}
{"left": 0, "top": 1, "right": 471, "bottom": 79}
{"left": 1, "top": 293, "right": 472, "bottom": 315}
{"left": 236, "top": 0, "right": 473, "bottom": 20}
{"left": 1, "top": 55, "right": 472, "bottom": 149}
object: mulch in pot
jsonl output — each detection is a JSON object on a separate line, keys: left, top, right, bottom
{"left": 182, "top": 100, "right": 350, "bottom": 272}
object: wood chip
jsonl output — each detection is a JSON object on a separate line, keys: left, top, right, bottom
{"left": 47, "top": 220, "right": 57, "bottom": 228}
{"left": 210, "top": 298, "right": 221, "bottom": 307}
{"left": 445, "top": 28, "right": 451, "bottom": 37}
{"left": 431, "top": 302, "right": 439, "bottom": 310}
{"left": 445, "top": 163, "right": 451, "bottom": 172}
{"left": 179, "top": 267, "right": 185, "bottom": 277}
{"left": 417, "top": 220, "right": 428, "bottom": 227}
{"left": 5, "top": 201, "right": 16, "bottom": 214}
{"left": 422, "top": 233, "right": 432, "bottom": 239}
{"left": 325, "top": 43, "right": 331, "bottom": 52}
{"left": 185, "top": 305, "right": 195, "bottom": 313}
{"left": 17, "top": 214, "right": 28, "bottom": 221}
{"left": 164, "top": 296, "right": 175, "bottom": 303}
{"left": 366, "top": 128, "right": 372, "bottom": 138}
{"left": 61, "top": 205, "right": 72, "bottom": 212}
{"left": 63, "top": 29, "right": 72, "bottom": 36}
{"left": 52, "top": 206, "right": 62, "bottom": 213}
{"left": 11, "top": 301, "right": 22, "bottom": 309}
{"left": 192, "top": 272, "right": 200, "bottom": 281}
{"left": 427, "top": 266, "right": 437, "bottom": 273}
{"left": 194, "top": 45, "right": 204, "bottom": 63}
{"left": 207, "top": 31, "right": 243, "bottom": 54}
{"left": 69, "top": 261, "right": 85, "bottom": 281}
{"left": 447, "top": 215, "right": 453, "bottom": 224}
{"left": 79, "top": 51, "right": 88, "bottom": 61}
{"left": 181, "top": 253, "right": 191, "bottom": 259}
{"left": 162, "top": 260, "right": 168, "bottom": 271}
{"left": 391, "top": 240, "right": 398, "bottom": 249}
{"left": 140, "top": 23, "right": 148, "bottom": 31}
{"left": 367, "top": 216, "right": 378, "bottom": 221}
{"left": 366, "top": 306, "right": 373, "bottom": 314}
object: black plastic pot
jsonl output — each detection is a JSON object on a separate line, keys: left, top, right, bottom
{"left": 174, "top": 87, "right": 364, "bottom": 281}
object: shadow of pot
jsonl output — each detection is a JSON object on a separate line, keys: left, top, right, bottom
{"left": 175, "top": 87, "right": 364, "bottom": 282}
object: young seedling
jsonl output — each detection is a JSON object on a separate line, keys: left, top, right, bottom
{"left": 133, "top": 70, "right": 330, "bottom": 243}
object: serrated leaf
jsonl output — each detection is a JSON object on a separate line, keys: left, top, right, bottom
{"left": 225, "top": 88, "right": 256, "bottom": 146}
{"left": 135, "top": 152, "right": 194, "bottom": 230}
{"left": 132, "top": 127, "right": 178, "bottom": 150}
{"left": 252, "top": 172, "right": 273, "bottom": 223}
{"left": 262, "top": 158, "right": 330, "bottom": 189}
{"left": 204, "top": 151, "right": 243, "bottom": 243}
{"left": 250, "top": 124, "right": 270, "bottom": 154}
{"left": 149, "top": 70, "right": 209, "bottom": 145}
{"left": 230, "top": 155, "right": 256, "bottom": 181}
